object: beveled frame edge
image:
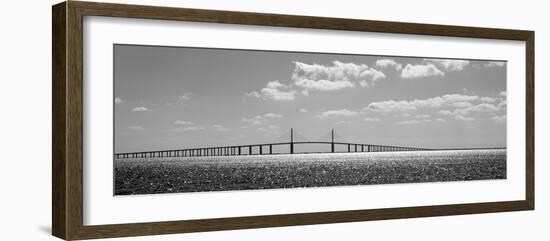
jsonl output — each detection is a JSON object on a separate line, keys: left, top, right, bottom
{"left": 52, "top": 1, "right": 534, "bottom": 240}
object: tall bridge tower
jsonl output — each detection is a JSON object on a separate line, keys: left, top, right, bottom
{"left": 290, "top": 128, "right": 294, "bottom": 154}
{"left": 331, "top": 129, "right": 335, "bottom": 153}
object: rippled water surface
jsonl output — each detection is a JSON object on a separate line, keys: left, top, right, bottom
{"left": 114, "top": 149, "right": 506, "bottom": 195}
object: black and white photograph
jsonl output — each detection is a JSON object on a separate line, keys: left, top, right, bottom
{"left": 113, "top": 44, "right": 507, "bottom": 195}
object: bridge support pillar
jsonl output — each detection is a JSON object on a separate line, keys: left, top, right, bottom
{"left": 249, "top": 146, "right": 252, "bottom": 155}
{"left": 259, "top": 145, "right": 263, "bottom": 155}
{"left": 269, "top": 144, "right": 272, "bottom": 154}
{"left": 348, "top": 144, "right": 350, "bottom": 152}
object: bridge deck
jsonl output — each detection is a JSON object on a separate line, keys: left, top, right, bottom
{"left": 114, "top": 141, "right": 431, "bottom": 159}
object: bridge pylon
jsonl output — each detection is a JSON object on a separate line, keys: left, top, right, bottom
{"left": 290, "top": 128, "right": 294, "bottom": 154}
{"left": 331, "top": 129, "right": 335, "bottom": 153}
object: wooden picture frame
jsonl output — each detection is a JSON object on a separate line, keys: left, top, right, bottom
{"left": 52, "top": 1, "right": 534, "bottom": 240}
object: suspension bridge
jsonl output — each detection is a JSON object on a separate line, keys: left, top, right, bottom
{"left": 114, "top": 128, "right": 433, "bottom": 159}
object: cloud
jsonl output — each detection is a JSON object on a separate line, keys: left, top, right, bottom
{"left": 415, "top": 114, "right": 430, "bottom": 119}
{"left": 425, "top": 59, "right": 470, "bottom": 71}
{"left": 491, "top": 115, "right": 506, "bottom": 123}
{"left": 128, "top": 126, "right": 144, "bottom": 131}
{"left": 500, "top": 91, "right": 507, "bottom": 97}
{"left": 451, "top": 101, "right": 473, "bottom": 108}
{"left": 115, "top": 97, "right": 125, "bottom": 104}
{"left": 440, "top": 102, "right": 502, "bottom": 121}
{"left": 294, "top": 78, "right": 354, "bottom": 91}
{"left": 484, "top": 61, "right": 506, "bottom": 67}
{"left": 213, "top": 124, "right": 231, "bottom": 131}
{"left": 250, "top": 61, "right": 386, "bottom": 100}
{"left": 439, "top": 110, "right": 453, "bottom": 115}
{"left": 365, "top": 100, "right": 418, "bottom": 112}
{"left": 401, "top": 63, "right": 444, "bottom": 79}
{"left": 365, "top": 94, "right": 480, "bottom": 112}
{"left": 455, "top": 115, "right": 474, "bottom": 121}
{"left": 299, "top": 108, "right": 308, "bottom": 113}
{"left": 480, "top": 97, "right": 497, "bottom": 103}
{"left": 267, "top": 125, "right": 280, "bottom": 130}
{"left": 454, "top": 103, "right": 500, "bottom": 115}
{"left": 179, "top": 93, "right": 193, "bottom": 100}
{"left": 242, "top": 113, "right": 282, "bottom": 125}
{"left": 336, "top": 120, "right": 352, "bottom": 125}
{"left": 131, "top": 107, "right": 150, "bottom": 112}
{"left": 364, "top": 117, "right": 381, "bottom": 122}
{"left": 242, "top": 116, "right": 263, "bottom": 125}
{"left": 376, "top": 59, "right": 402, "bottom": 71}
{"left": 175, "top": 126, "right": 205, "bottom": 132}
{"left": 435, "top": 118, "right": 445, "bottom": 122}
{"left": 260, "top": 81, "right": 296, "bottom": 101}
{"left": 317, "top": 109, "right": 359, "bottom": 118}
{"left": 174, "top": 120, "right": 193, "bottom": 125}
{"left": 264, "top": 113, "right": 283, "bottom": 118}
{"left": 497, "top": 100, "right": 506, "bottom": 110}
{"left": 245, "top": 91, "right": 261, "bottom": 98}
{"left": 394, "top": 120, "right": 421, "bottom": 125}
{"left": 292, "top": 61, "right": 385, "bottom": 92}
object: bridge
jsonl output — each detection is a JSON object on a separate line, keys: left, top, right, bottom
{"left": 114, "top": 128, "right": 431, "bottom": 159}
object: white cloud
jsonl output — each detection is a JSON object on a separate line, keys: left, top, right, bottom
{"left": 480, "top": 97, "right": 497, "bottom": 103}
{"left": 292, "top": 61, "right": 385, "bottom": 91}
{"left": 174, "top": 120, "right": 193, "bottom": 125}
{"left": 131, "top": 107, "right": 149, "bottom": 112}
{"left": 439, "top": 110, "right": 453, "bottom": 115}
{"left": 317, "top": 109, "right": 359, "bottom": 118}
{"left": 365, "top": 94, "right": 480, "bottom": 112}
{"left": 438, "top": 101, "right": 503, "bottom": 122}
{"left": 115, "top": 97, "right": 125, "bottom": 104}
{"left": 500, "top": 91, "right": 507, "bottom": 97}
{"left": 267, "top": 125, "right": 280, "bottom": 130}
{"left": 394, "top": 120, "right": 421, "bottom": 125}
{"left": 364, "top": 117, "right": 381, "bottom": 122}
{"left": 415, "top": 114, "right": 430, "bottom": 119}
{"left": 442, "top": 94, "right": 479, "bottom": 102}
{"left": 250, "top": 61, "right": 386, "bottom": 100}
{"left": 497, "top": 100, "right": 506, "bottom": 110}
{"left": 179, "top": 93, "right": 193, "bottom": 100}
{"left": 491, "top": 115, "right": 506, "bottom": 123}
{"left": 425, "top": 59, "right": 470, "bottom": 71}
{"left": 365, "top": 100, "right": 418, "bottom": 112}
{"left": 264, "top": 113, "right": 283, "bottom": 118}
{"left": 401, "top": 63, "right": 444, "bottom": 79}
{"left": 128, "top": 126, "right": 144, "bottom": 131}
{"left": 451, "top": 101, "right": 473, "bottom": 108}
{"left": 245, "top": 91, "right": 261, "bottom": 98}
{"left": 336, "top": 120, "right": 352, "bottom": 125}
{"left": 294, "top": 78, "right": 354, "bottom": 91}
{"left": 435, "top": 118, "right": 445, "bottom": 122}
{"left": 175, "top": 126, "right": 205, "bottom": 132}
{"left": 456, "top": 103, "right": 500, "bottom": 115}
{"left": 260, "top": 81, "right": 296, "bottom": 101}
{"left": 455, "top": 115, "right": 474, "bottom": 121}
{"left": 213, "top": 124, "right": 231, "bottom": 131}
{"left": 440, "top": 103, "right": 501, "bottom": 120}
{"left": 299, "top": 108, "right": 308, "bottom": 113}
{"left": 242, "top": 113, "right": 282, "bottom": 125}
{"left": 241, "top": 116, "right": 263, "bottom": 125}
{"left": 376, "top": 59, "right": 402, "bottom": 71}
{"left": 485, "top": 61, "right": 506, "bottom": 67}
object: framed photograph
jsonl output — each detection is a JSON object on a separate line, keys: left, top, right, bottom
{"left": 52, "top": 1, "right": 534, "bottom": 240}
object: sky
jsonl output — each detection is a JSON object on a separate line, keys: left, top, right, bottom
{"left": 114, "top": 44, "right": 506, "bottom": 153}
